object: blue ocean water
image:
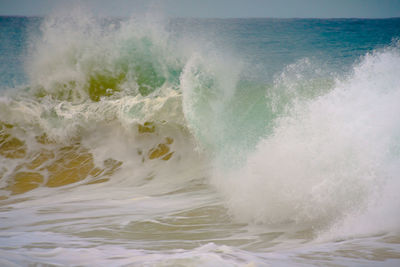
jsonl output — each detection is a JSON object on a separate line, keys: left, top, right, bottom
{"left": 1, "top": 14, "right": 400, "bottom": 266}
{"left": 173, "top": 18, "right": 400, "bottom": 77}
{"left": 0, "top": 16, "right": 39, "bottom": 87}
{"left": 2, "top": 17, "right": 399, "bottom": 87}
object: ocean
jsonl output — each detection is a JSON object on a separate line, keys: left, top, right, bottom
{"left": 1, "top": 12, "right": 400, "bottom": 266}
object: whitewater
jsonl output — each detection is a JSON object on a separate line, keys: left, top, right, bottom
{"left": 1, "top": 12, "right": 400, "bottom": 266}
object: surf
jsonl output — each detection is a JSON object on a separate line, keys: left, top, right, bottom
{"left": 1, "top": 11, "right": 400, "bottom": 266}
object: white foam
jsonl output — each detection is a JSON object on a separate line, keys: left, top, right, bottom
{"left": 213, "top": 45, "right": 400, "bottom": 239}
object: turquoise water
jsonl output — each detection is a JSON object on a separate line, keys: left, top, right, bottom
{"left": 1, "top": 13, "right": 400, "bottom": 266}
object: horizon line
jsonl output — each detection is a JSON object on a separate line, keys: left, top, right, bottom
{"left": 1, "top": 14, "right": 399, "bottom": 20}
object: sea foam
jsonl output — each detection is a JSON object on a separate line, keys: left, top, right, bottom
{"left": 212, "top": 44, "right": 400, "bottom": 239}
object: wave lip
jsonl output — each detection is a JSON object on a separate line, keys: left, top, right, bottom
{"left": 26, "top": 12, "right": 185, "bottom": 103}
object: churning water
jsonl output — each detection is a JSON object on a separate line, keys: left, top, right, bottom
{"left": 1, "top": 12, "right": 400, "bottom": 266}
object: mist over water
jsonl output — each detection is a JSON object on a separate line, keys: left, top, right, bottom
{"left": 215, "top": 46, "right": 400, "bottom": 232}
{"left": 1, "top": 11, "right": 400, "bottom": 266}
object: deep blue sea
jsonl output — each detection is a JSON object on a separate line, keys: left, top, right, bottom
{"left": 1, "top": 13, "right": 400, "bottom": 266}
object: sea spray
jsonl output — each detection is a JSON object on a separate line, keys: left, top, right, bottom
{"left": 0, "top": 12, "right": 207, "bottom": 199}
{"left": 212, "top": 44, "right": 400, "bottom": 238}
{"left": 1, "top": 13, "right": 400, "bottom": 266}
{"left": 26, "top": 10, "right": 184, "bottom": 102}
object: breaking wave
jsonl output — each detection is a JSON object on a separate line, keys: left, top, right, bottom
{"left": 1, "top": 11, "right": 400, "bottom": 246}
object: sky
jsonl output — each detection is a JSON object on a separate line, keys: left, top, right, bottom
{"left": 0, "top": 0, "right": 399, "bottom": 18}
